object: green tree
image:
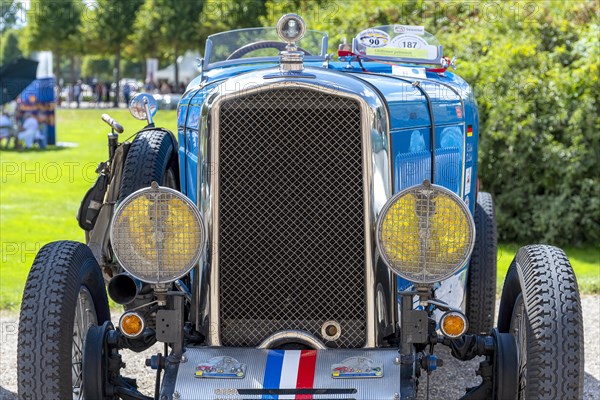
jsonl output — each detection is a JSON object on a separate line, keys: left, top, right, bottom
{"left": 204, "top": 0, "right": 268, "bottom": 30}
{"left": 262, "top": 0, "right": 437, "bottom": 44}
{"left": 0, "top": 0, "right": 22, "bottom": 33}
{"left": 438, "top": 1, "right": 600, "bottom": 245}
{"left": 82, "top": 0, "right": 144, "bottom": 106}
{"left": 134, "top": 0, "right": 204, "bottom": 88}
{"left": 22, "top": 0, "right": 83, "bottom": 100}
{"left": 82, "top": 55, "right": 143, "bottom": 82}
{"left": 0, "top": 29, "right": 23, "bottom": 66}
{"left": 81, "top": 55, "right": 112, "bottom": 81}
{"left": 126, "top": 1, "right": 162, "bottom": 76}
{"left": 201, "top": 0, "right": 268, "bottom": 40}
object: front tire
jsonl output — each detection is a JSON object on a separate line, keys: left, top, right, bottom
{"left": 466, "top": 191, "right": 497, "bottom": 333}
{"left": 497, "top": 245, "right": 584, "bottom": 399}
{"left": 118, "top": 128, "right": 178, "bottom": 201}
{"left": 18, "top": 241, "right": 110, "bottom": 399}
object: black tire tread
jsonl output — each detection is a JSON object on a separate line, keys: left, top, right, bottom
{"left": 17, "top": 241, "right": 109, "bottom": 399}
{"left": 499, "top": 245, "right": 584, "bottom": 399}
{"left": 466, "top": 191, "right": 497, "bottom": 333}
{"left": 118, "top": 129, "right": 177, "bottom": 201}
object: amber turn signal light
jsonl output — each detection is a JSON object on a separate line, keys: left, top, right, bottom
{"left": 119, "top": 312, "right": 145, "bottom": 338}
{"left": 440, "top": 311, "right": 468, "bottom": 338}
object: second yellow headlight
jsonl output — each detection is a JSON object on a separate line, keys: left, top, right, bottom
{"left": 376, "top": 181, "right": 475, "bottom": 284}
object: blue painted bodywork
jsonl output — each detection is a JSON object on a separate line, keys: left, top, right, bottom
{"left": 176, "top": 60, "right": 479, "bottom": 311}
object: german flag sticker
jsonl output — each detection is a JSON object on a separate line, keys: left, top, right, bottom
{"left": 467, "top": 126, "right": 473, "bottom": 137}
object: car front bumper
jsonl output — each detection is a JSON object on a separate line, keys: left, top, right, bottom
{"left": 165, "top": 347, "right": 402, "bottom": 399}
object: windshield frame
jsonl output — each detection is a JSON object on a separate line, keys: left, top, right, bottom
{"left": 202, "top": 27, "right": 329, "bottom": 71}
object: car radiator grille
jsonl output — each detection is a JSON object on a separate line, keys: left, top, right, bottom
{"left": 217, "top": 88, "right": 366, "bottom": 348}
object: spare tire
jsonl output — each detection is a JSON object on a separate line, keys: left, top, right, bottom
{"left": 118, "top": 128, "right": 179, "bottom": 201}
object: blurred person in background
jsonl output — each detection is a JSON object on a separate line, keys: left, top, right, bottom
{"left": 123, "top": 82, "right": 132, "bottom": 106}
{"left": 104, "top": 82, "right": 110, "bottom": 103}
{"left": 17, "top": 112, "right": 39, "bottom": 149}
{"left": 0, "top": 112, "right": 13, "bottom": 146}
{"left": 96, "top": 82, "right": 104, "bottom": 107}
{"left": 34, "top": 112, "right": 48, "bottom": 149}
{"left": 160, "top": 80, "right": 171, "bottom": 94}
{"left": 144, "top": 80, "right": 156, "bottom": 91}
{"left": 67, "top": 84, "right": 73, "bottom": 104}
{"left": 74, "top": 80, "right": 82, "bottom": 108}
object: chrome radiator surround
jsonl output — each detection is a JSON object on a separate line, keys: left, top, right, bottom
{"left": 197, "top": 69, "right": 393, "bottom": 347}
{"left": 218, "top": 88, "right": 366, "bottom": 348}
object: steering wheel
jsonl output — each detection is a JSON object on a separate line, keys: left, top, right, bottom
{"left": 226, "top": 41, "right": 312, "bottom": 60}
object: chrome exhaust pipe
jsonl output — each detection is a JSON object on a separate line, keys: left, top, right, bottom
{"left": 108, "top": 273, "right": 143, "bottom": 305}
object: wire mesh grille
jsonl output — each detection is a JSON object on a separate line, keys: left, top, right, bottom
{"left": 112, "top": 188, "right": 204, "bottom": 283}
{"left": 378, "top": 184, "right": 474, "bottom": 283}
{"left": 217, "top": 88, "right": 367, "bottom": 348}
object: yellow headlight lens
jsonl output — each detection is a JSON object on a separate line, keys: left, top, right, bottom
{"left": 377, "top": 181, "right": 475, "bottom": 283}
{"left": 111, "top": 185, "right": 205, "bottom": 284}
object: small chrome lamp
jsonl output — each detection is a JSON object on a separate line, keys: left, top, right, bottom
{"left": 276, "top": 14, "right": 306, "bottom": 72}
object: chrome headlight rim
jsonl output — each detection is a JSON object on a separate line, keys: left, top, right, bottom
{"left": 119, "top": 311, "right": 146, "bottom": 338}
{"left": 439, "top": 310, "right": 469, "bottom": 338}
{"left": 376, "top": 181, "right": 476, "bottom": 284}
{"left": 110, "top": 184, "right": 205, "bottom": 284}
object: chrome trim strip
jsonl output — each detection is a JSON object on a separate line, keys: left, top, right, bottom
{"left": 199, "top": 69, "right": 392, "bottom": 347}
{"left": 206, "top": 55, "right": 327, "bottom": 70}
{"left": 345, "top": 73, "right": 397, "bottom": 336}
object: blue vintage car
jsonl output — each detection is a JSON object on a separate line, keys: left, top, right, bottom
{"left": 18, "top": 15, "right": 583, "bottom": 400}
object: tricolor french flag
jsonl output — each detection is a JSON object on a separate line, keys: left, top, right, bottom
{"left": 262, "top": 350, "right": 318, "bottom": 400}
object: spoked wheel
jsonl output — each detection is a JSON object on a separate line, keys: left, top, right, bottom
{"left": 18, "top": 241, "right": 110, "bottom": 400}
{"left": 497, "top": 245, "right": 584, "bottom": 400}
{"left": 72, "top": 287, "right": 99, "bottom": 398}
{"left": 510, "top": 294, "right": 527, "bottom": 398}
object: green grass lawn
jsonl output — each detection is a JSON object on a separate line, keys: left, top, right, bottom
{"left": 0, "top": 108, "right": 176, "bottom": 309}
{"left": 1, "top": 109, "right": 598, "bottom": 309}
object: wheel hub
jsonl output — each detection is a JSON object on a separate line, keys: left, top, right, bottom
{"left": 492, "top": 328, "right": 519, "bottom": 399}
{"left": 82, "top": 321, "right": 113, "bottom": 400}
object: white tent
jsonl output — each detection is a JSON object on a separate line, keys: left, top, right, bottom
{"left": 34, "top": 51, "right": 54, "bottom": 78}
{"left": 155, "top": 51, "right": 201, "bottom": 83}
